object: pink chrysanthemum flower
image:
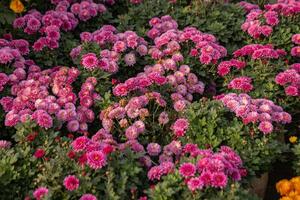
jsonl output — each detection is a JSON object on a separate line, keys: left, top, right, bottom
{"left": 86, "top": 150, "right": 107, "bottom": 169}
{"left": 33, "top": 187, "right": 49, "bottom": 200}
{"left": 258, "top": 121, "right": 273, "bottom": 134}
{"left": 71, "top": 136, "right": 89, "bottom": 152}
{"left": 292, "top": 34, "right": 300, "bottom": 45}
{"left": 285, "top": 85, "right": 298, "bottom": 96}
{"left": 63, "top": 175, "right": 80, "bottom": 191}
{"left": 179, "top": 162, "right": 196, "bottom": 178}
{"left": 211, "top": 172, "right": 228, "bottom": 188}
{"left": 291, "top": 46, "right": 300, "bottom": 57}
{"left": 0, "top": 140, "right": 11, "bottom": 149}
{"left": 81, "top": 53, "right": 98, "bottom": 70}
{"left": 124, "top": 53, "right": 136, "bottom": 66}
{"left": 187, "top": 177, "right": 203, "bottom": 191}
{"left": 80, "top": 194, "right": 97, "bottom": 200}
{"left": 147, "top": 143, "right": 161, "bottom": 156}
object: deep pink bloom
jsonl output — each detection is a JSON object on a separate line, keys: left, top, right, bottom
{"left": 81, "top": 53, "right": 98, "bottom": 70}
{"left": 187, "top": 177, "right": 203, "bottom": 191}
{"left": 179, "top": 162, "right": 196, "bottom": 178}
{"left": 285, "top": 85, "right": 298, "bottom": 96}
{"left": 71, "top": 136, "right": 89, "bottom": 152}
{"left": 86, "top": 150, "right": 107, "bottom": 169}
{"left": 211, "top": 172, "right": 227, "bottom": 188}
{"left": 291, "top": 46, "right": 300, "bottom": 57}
{"left": 63, "top": 175, "right": 80, "bottom": 191}
{"left": 292, "top": 34, "right": 300, "bottom": 45}
{"left": 34, "top": 149, "right": 45, "bottom": 158}
{"left": 33, "top": 187, "right": 48, "bottom": 200}
{"left": 80, "top": 194, "right": 97, "bottom": 200}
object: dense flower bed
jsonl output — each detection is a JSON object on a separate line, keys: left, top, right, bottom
{"left": 0, "top": 0, "right": 300, "bottom": 199}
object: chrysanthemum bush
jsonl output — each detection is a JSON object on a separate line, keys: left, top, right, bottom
{"left": 147, "top": 145, "right": 262, "bottom": 200}
{"left": 0, "top": 121, "right": 148, "bottom": 199}
{"left": 183, "top": 98, "right": 288, "bottom": 177}
{"left": 0, "top": 0, "right": 300, "bottom": 199}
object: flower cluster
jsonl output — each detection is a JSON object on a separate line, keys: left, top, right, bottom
{"left": 113, "top": 64, "right": 205, "bottom": 106}
{"left": 219, "top": 93, "right": 291, "bottom": 134}
{"left": 217, "top": 59, "right": 246, "bottom": 76}
{"left": 179, "top": 145, "right": 245, "bottom": 191}
{"left": 13, "top": 0, "right": 107, "bottom": 51}
{"left": 241, "top": 9, "right": 279, "bottom": 38}
{"left": 147, "top": 15, "right": 227, "bottom": 65}
{"left": 147, "top": 161, "right": 174, "bottom": 180}
{"left": 70, "top": 0, "right": 106, "bottom": 21}
{"left": 238, "top": 1, "right": 259, "bottom": 13}
{"left": 265, "top": 0, "right": 300, "bottom": 16}
{"left": 148, "top": 143, "right": 245, "bottom": 191}
{"left": 1, "top": 66, "right": 99, "bottom": 132}
{"left": 0, "top": 38, "right": 29, "bottom": 65}
{"left": 276, "top": 177, "right": 300, "bottom": 199}
{"left": 147, "top": 15, "right": 178, "bottom": 39}
{"left": 233, "top": 44, "right": 286, "bottom": 60}
{"left": 71, "top": 132, "right": 115, "bottom": 169}
{"left": 275, "top": 63, "right": 300, "bottom": 97}
{"left": 228, "top": 76, "right": 253, "bottom": 92}
{"left": 71, "top": 25, "right": 147, "bottom": 73}
{"left": 242, "top": 0, "right": 300, "bottom": 39}
{"left": 100, "top": 93, "right": 164, "bottom": 137}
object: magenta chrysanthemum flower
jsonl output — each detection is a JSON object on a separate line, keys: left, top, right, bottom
{"left": 63, "top": 175, "right": 80, "bottom": 191}
{"left": 80, "top": 194, "right": 97, "bottom": 200}
{"left": 285, "top": 85, "right": 298, "bottom": 96}
{"left": 34, "top": 148, "right": 45, "bottom": 158}
{"left": 199, "top": 171, "right": 212, "bottom": 186}
{"left": 292, "top": 34, "right": 300, "bottom": 45}
{"left": 33, "top": 187, "right": 49, "bottom": 200}
{"left": 187, "top": 177, "right": 203, "bottom": 191}
{"left": 291, "top": 46, "right": 300, "bottom": 57}
{"left": 211, "top": 172, "right": 227, "bottom": 188}
{"left": 71, "top": 136, "right": 89, "bottom": 152}
{"left": 179, "top": 162, "right": 196, "bottom": 178}
{"left": 171, "top": 118, "right": 189, "bottom": 137}
{"left": 81, "top": 53, "right": 98, "bottom": 70}
{"left": 86, "top": 150, "right": 107, "bottom": 169}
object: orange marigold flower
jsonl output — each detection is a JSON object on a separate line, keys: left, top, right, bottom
{"left": 276, "top": 179, "right": 293, "bottom": 196}
{"left": 10, "top": 0, "right": 25, "bottom": 13}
